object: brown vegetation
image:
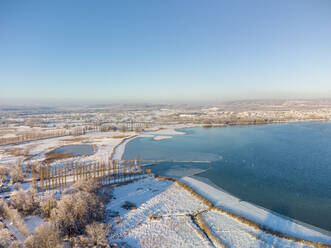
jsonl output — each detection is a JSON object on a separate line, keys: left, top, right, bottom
{"left": 24, "top": 224, "right": 62, "bottom": 248}
{"left": 9, "top": 189, "right": 40, "bottom": 216}
{"left": 0, "top": 167, "right": 9, "bottom": 183}
{"left": 9, "top": 164, "right": 24, "bottom": 184}
{"left": 0, "top": 198, "right": 30, "bottom": 238}
{"left": 134, "top": 127, "right": 144, "bottom": 133}
{"left": 50, "top": 187, "right": 104, "bottom": 236}
{"left": 61, "top": 137, "right": 87, "bottom": 143}
{"left": 65, "top": 179, "right": 100, "bottom": 195}
{"left": 100, "top": 125, "right": 116, "bottom": 132}
{"left": 0, "top": 128, "right": 86, "bottom": 146}
{"left": 193, "top": 213, "right": 226, "bottom": 248}
{"left": 44, "top": 151, "right": 73, "bottom": 163}
{"left": 2, "top": 177, "right": 112, "bottom": 247}
{"left": 0, "top": 157, "right": 144, "bottom": 247}
{"left": 3, "top": 147, "right": 34, "bottom": 163}
{"left": 40, "top": 194, "right": 57, "bottom": 219}
{"left": 0, "top": 221, "right": 14, "bottom": 248}
{"left": 92, "top": 144, "right": 97, "bottom": 153}
{"left": 118, "top": 125, "right": 128, "bottom": 132}
{"left": 111, "top": 135, "right": 129, "bottom": 139}
{"left": 84, "top": 222, "right": 110, "bottom": 247}
{"left": 148, "top": 215, "right": 162, "bottom": 221}
{"left": 4, "top": 148, "right": 24, "bottom": 157}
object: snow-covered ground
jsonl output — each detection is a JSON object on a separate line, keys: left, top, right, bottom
{"left": 3, "top": 220, "right": 25, "bottom": 243}
{"left": 0, "top": 126, "right": 186, "bottom": 167}
{"left": 0, "top": 131, "right": 136, "bottom": 198}
{"left": 153, "top": 136, "right": 173, "bottom": 141}
{"left": 106, "top": 176, "right": 211, "bottom": 248}
{"left": 3, "top": 216, "right": 46, "bottom": 243}
{"left": 202, "top": 210, "right": 315, "bottom": 248}
{"left": 181, "top": 177, "right": 331, "bottom": 245}
{"left": 111, "top": 135, "right": 137, "bottom": 161}
{"left": 0, "top": 131, "right": 136, "bottom": 166}
{"left": 24, "top": 216, "right": 46, "bottom": 233}
{"left": 2, "top": 126, "right": 331, "bottom": 247}
{"left": 108, "top": 127, "right": 331, "bottom": 246}
{"left": 148, "top": 128, "right": 186, "bottom": 135}
{"left": 106, "top": 177, "right": 328, "bottom": 248}
{"left": 111, "top": 128, "right": 185, "bottom": 161}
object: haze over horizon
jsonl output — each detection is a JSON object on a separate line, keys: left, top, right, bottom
{"left": 1, "top": 0, "right": 331, "bottom": 104}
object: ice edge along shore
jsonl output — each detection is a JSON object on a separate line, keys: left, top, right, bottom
{"left": 111, "top": 128, "right": 331, "bottom": 245}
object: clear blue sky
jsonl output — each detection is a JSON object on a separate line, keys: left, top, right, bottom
{"left": 1, "top": 0, "right": 331, "bottom": 104}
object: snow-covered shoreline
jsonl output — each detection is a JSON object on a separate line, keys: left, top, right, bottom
{"left": 110, "top": 127, "right": 331, "bottom": 245}
{"left": 1, "top": 125, "right": 330, "bottom": 246}
{"left": 111, "top": 135, "right": 138, "bottom": 161}
{"left": 110, "top": 128, "right": 186, "bottom": 160}
{"left": 181, "top": 176, "right": 331, "bottom": 244}
{"left": 106, "top": 176, "right": 331, "bottom": 247}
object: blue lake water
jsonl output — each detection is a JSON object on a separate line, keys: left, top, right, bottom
{"left": 123, "top": 122, "right": 331, "bottom": 232}
{"left": 53, "top": 144, "right": 95, "bottom": 156}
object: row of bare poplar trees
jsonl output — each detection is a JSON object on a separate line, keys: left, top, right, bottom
{"left": 31, "top": 157, "right": 150, "bottom": 193}
{"left": 0, "top": 128, "right": 87, "bottom": 146}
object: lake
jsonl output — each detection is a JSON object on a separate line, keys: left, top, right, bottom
{"left": 52, "top": 144, "right": 95, "bottom": 156}
{"left": 123, "top": 122, "right": 331, "bottom": 232}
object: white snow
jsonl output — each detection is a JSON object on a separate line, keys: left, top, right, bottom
{"left": 111, "top": 128, "right": 185, "bottom": 161}
{"left": 148, "top": 128, "right": 185, "bottom": 135}
{"left": 138, "top": 134, "right": 154, "bottom": 138}
{"left": 181, "top": 176, "right": 331, "bottom": 245}
{"left": 111, "top": 136, "right": 137, "bottom": 161}
{"left": 24, "top": 216, "right": 47, "bottom": 232}
{"left": 153, "top": 136, "right": 172, "bottom": 141}
{"left": 3, "top": 216, "right": 46, "bottom": 243}
{"left": 2, "top": 126, "right": 330, "bottom": 247}
{"left": 202, "top": 210, "right": 314, "bottom": 248}
{"left": 0, "top": 154, "right": 20, "bottom": 164}
{"left": 123, "top": 215, "right": 212, "bottom": 248}
{"left": 3, "top": 220, "right": 25, "bottom": 243}
{"left": 106, "top": 177, "right": 324, "bottom": 247}
{"left": 107, "top": 177, "right": 210, "bottom": 247}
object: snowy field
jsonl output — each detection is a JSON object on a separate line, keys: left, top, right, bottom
{"left": 106, "top": 176, "right": 329, "bottom": 248}
{"left": 106, "top": 176, "right": 212, "bottom": 248}
{"left": 0, "top": 131, "right": 136, "bottom": 166}
{"left": 1, "top": 126, "right": 331, "bottom": 247}
{"left": 0, "top": 126, "right": 186, "bottom": 166}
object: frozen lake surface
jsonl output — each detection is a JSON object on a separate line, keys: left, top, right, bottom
{"left": 52, "top": 144, "right": 95, "bottom": 156}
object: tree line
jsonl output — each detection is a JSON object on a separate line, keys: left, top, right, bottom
{"left": 31, "top": 157, "right": 151, "bottom": 193}
{"left": 0, "top": 128, "right": 87, "bottom": 146}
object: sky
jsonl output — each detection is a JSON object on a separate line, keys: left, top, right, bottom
{"left": 1, "top": 0, "right": 331, "bottom": 104}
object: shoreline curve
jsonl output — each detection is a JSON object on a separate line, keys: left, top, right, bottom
{"left": 110, "top": 128, "right": 331, "bottom": 246}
